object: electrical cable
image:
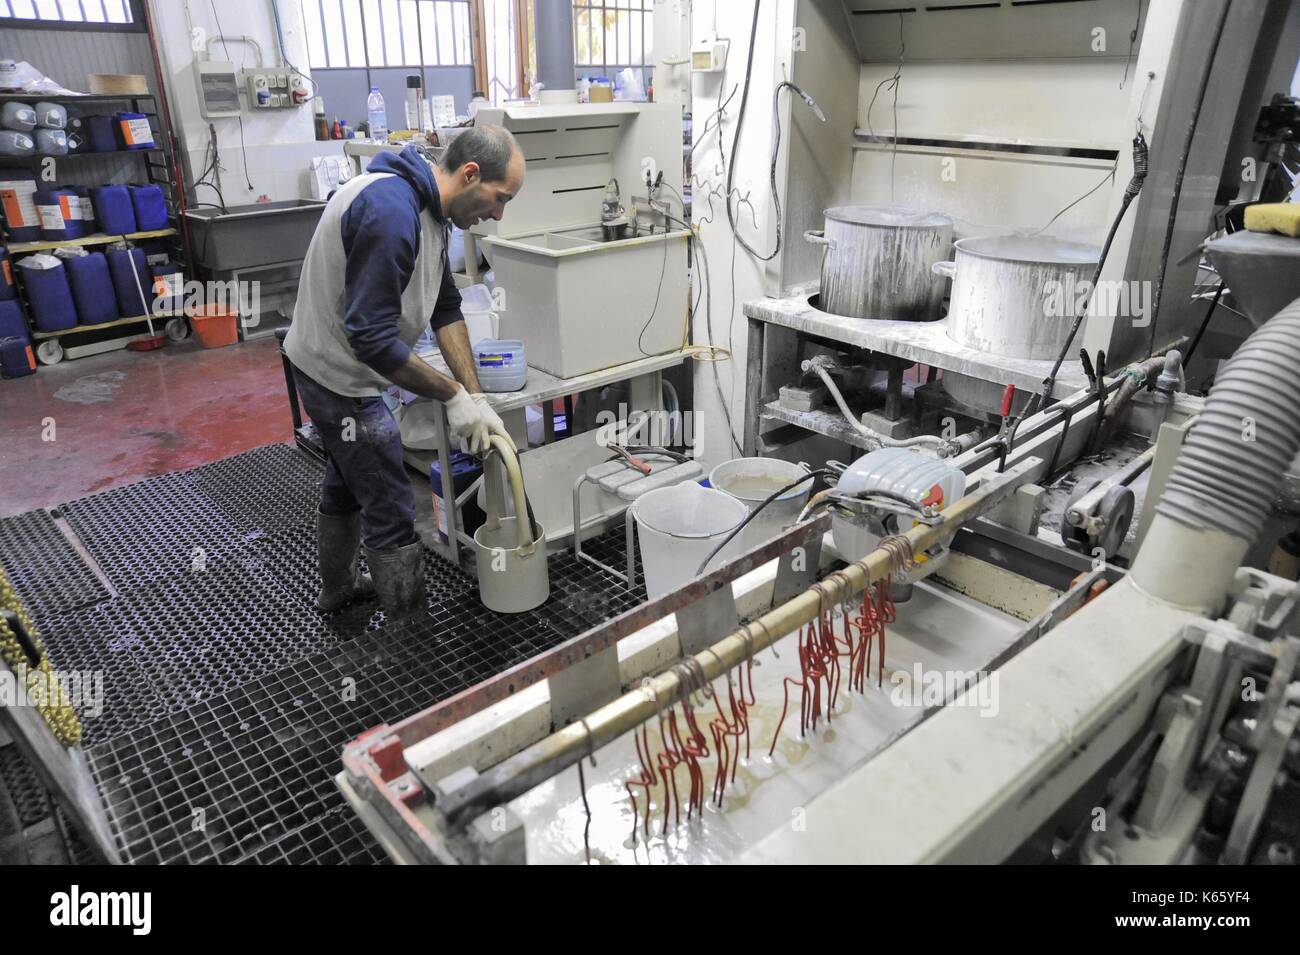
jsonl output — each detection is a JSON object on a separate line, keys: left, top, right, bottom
{"left": 270, "top": 0, "right": 320, "bottom": 100}
{"left": 695, "top": 470, "right": 832, "bottom": 576}
{"left": 1184, "top": 284, "right": 1225, "bottom": 366}
{"left": 722, "top": 2, "right": 827, "bottom": 263}
{"left": 635, "top": 212, "right": 672, "bottom": 357}
{"left": 1023, "top": 130, "right": 1149, "bottom": 419}
{"left": 864, "top": 11, "right": 904, "bottom": 202}
{"left": 1119, "top": 0, "right": 1144, "bottom": 90}
{"left": 1146, "top": 0, "right": 1233, "bottom": 357}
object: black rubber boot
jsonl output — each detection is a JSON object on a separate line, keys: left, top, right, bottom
{"left": 364, "top": 540, "right": 426, "bottom": 621}
{"left": 316, "top": 510, "right": 375, "bottom": 612}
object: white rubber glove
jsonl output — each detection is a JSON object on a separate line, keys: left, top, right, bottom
{"left": 471, "top": 392, "right": 516, "bottom": 453}
{"left": 444, "top": 385, "right": 492, "bottom": 455}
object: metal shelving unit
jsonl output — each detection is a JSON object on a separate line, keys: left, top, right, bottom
{"left": 0, "top": 91, "right": 189, "bottom": 364}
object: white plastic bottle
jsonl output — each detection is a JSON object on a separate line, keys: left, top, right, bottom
{"left": 366, "top": 86, "right": 388, "bottom": 143}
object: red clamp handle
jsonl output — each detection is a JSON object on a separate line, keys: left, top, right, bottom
{"left": 1000, "top": 383, "right": 1016, "bottom": 417}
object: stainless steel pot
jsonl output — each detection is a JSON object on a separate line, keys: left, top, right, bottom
{"left": 804, "top": 206, "right": 953, "bottom": 321}
{"left": 933, "top": 236, "right": 1100, "bottom": 360}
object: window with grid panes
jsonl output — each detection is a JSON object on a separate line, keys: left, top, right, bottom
{"left": 301, "top": 0, "right": 473, "bottom": 68}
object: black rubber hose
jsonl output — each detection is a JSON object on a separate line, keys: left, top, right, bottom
{"left": 1026, "top": 131, "right": 1149, "bottom": 419}
{"left": 695, "top": 470, "right": 830, "bottom": 576}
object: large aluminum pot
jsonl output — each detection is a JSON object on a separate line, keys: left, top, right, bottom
{"left": 933, "top": 236, "right": 1100, "bottom": 360}
{"left": 804, "top": 206, "right": 953, "bottom": 321}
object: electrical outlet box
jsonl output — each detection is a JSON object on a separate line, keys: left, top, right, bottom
{"left": 246, "top": 70, "right": 308, "bottom": 109}
{"left": 691, "top": 36, "right": 729, "bottom": 72}
{"left": 196, "top": 60, "right": 241, "bottom": 117}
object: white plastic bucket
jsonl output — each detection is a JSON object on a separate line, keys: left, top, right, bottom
{"left": 632, "top": 482, "right": 748, "bottom": 600}
{"left": 709, "top": 458, "right": 812, "bottom": 553}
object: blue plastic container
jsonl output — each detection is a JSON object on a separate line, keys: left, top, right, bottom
{"left": 0, "top": 336, "right": 36, "bottom": 378}
{"left": 106, "top": 247, "right": 151, "bottom": 317}
{"left": 35, "top": 189, "right": 91, "bottom": 241}
{"left": 129, "top": 184, "right": 168, "bottom": 231}
{"left": 0, "top": 299, "right": 28, "bottom": 340}
{"left": 0, "top": 170, "right": 41, "bottom": 242}
{"left": 430, "top": 452, "right": 486, "bottom": 543}
{"left": 85, "top": 115, "right": 117, "bottom": 153}
{"left": 150, "top": 262, "right": 184, "bottom": 313}
{"left": 114, "top": 112, "right": 154, "bottom": 150}
{"left": 472, "top": 338, "right": 527, "bottom": 391}
{"left": 17, "top": 258, "right": 79, "bottom": 332}
{"left": 64, "top": 253, "right": 119, "bottom": 326}
{"left": 0, "top": 247, "right": 14, "bottom": 301}
{"left": 91, "top": 184, "right": 136, "bottom": 235}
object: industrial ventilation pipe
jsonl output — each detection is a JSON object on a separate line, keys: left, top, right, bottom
{"left": 1132, "top": 295, "right": 1300, "bottom": 613}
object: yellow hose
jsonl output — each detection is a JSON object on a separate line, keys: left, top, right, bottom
{"left": 487, "top": 434, "right": 535, "bottom": 553}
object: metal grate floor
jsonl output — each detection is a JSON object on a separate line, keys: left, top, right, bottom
{"left": 0, "top": 508, "right": 109, "bottom": 621}
{"left": 16, "top": 443, "right": 648, "bottom": 864}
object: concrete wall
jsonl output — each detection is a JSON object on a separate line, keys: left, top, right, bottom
{"left": 148, "top": 0, "right": 345, "bottom": 206}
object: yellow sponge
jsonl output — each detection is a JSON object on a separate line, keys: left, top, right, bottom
{"left": 1244, "top": 203, "right": 1300, "bottom": 237}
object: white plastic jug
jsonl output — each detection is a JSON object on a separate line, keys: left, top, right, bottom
{"left": 632, "top": 482, "right": 748, "bottom": 600}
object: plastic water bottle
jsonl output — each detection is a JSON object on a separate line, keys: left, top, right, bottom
{"left": 366, "top": 86, "right": 388, "bottom": 143}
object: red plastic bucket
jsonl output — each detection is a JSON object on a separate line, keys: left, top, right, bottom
{"left": 188, "top": 304, "right": 239, "bottom": 348}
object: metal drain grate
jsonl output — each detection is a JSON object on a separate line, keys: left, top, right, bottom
{"left": 0, "top": 509, "right": 109, "bottom": 621}
{"left": 236, "top": 807, "right": 389, "bottom": 865}
{"left": 183, "top": 443, "right": 324, "bottom": 536}
{"left": 86, "top": 642, "right": 416, "bottom": 865}
{"left": 60, "top": 474, "right": 253, "bottom": 593}
{"left": 84, "top": 532, "right": 641, "bottom": 865}
{"left": 0, "top": 745, "right": 52, "bottom": 829}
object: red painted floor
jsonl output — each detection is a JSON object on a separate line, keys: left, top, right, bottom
{"left": 0, "top": 337, "right": 293, "bottom": 514}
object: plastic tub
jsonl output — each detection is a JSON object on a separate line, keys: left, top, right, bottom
{"left": 473, "top": 338, "right": 527, "bottom": 391}
{"left": 631, "top": 482, "right": 748, "bottom": 600}
{"left": 473, "top": 517, "right": 549, "bottom": 613}
{"left": 189, "top": 304, "right": 238, "bottom": 348}
{"left": 709, "top": 457, "right": 813, "bottom": 553}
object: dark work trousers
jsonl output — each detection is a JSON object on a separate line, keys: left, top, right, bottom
{"left": 292, "top": 365, "right": 417, "bottom": 551}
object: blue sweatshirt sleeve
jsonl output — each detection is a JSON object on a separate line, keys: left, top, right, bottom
{"left": 430, "top": 247, "right": 464, "bottom": 332}
{"left": 339, "top": 180, "right": 421, "bottom": 375}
